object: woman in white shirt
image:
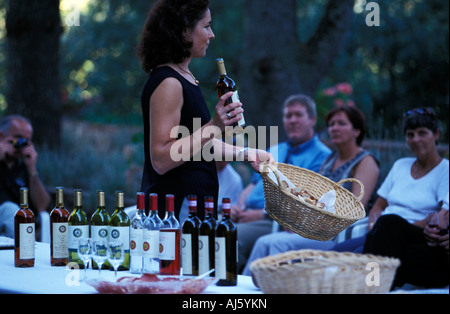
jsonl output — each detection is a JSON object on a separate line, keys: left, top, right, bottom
{"left": 368, "top": 108, "right": 448, "bottom": 227}
{"left": 364, "top": 108, "right": 449, "bottom": 289}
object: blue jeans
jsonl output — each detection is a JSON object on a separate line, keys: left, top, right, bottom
{"left": 331, "top": 235, "right": 366, "bottom": 253}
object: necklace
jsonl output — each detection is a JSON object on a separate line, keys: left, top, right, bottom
{"left": 176, "top": 64, "right": 199, "bottom": 85}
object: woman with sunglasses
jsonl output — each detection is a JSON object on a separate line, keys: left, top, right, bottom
{"left": 362, "top": 108, "right": 449, "bottom": 290}
{"left": 367, "top": 108, "right": 447, "bottom": 228}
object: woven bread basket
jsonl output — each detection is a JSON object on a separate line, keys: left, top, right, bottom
{"left": 250, "top": 250, "right": 400, "bottom": 294}
{"left": 261, "top": 163, "right": 366, "bottom": 241}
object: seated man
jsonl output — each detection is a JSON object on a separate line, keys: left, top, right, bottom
{"left": 232, "top": 95, "right": 332, "bottom": 272}
{"left": 0, "top": 115, "right": 51, "bottom": 241}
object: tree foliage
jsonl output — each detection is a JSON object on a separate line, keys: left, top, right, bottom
{"left": 5, "top": 0, "right": 63, "bottom": 148}
{"left": 0, "top": 0, "right": 448, "bottom": 144}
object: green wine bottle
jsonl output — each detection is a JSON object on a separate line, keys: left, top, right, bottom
{"left": 91, "top": 190, "right": 110, "bottom": 269}
{"left": 109, "top": 191, "right": 130, "bottom": 271}
{"left": 68, "top": 189, "right": 89, "bottom": 268}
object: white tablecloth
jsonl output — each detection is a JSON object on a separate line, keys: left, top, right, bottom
{"left": 0, "top": 241, "right": 261, "bottom": 294}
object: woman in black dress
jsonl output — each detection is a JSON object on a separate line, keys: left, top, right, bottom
{"left": 137, "top": 0, "right": 273, "bottom": 220}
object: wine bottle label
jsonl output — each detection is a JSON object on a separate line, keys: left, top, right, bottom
{"left": 198, "top": 235, "right": 209, "bottom": 274}
{"left": 205, "top": 202, "right": 214, "bottom": 210}
{"left": 231, "top": 91, "right": 245, "bottom": 127}
{"left": 91, "top": 225, "right": 109, "bottom": 241}
{"left": 181, "top": 233, "right": 193, "bottom": 275}
{"left": 109, "top": 226, "right": 130, "bottom": 251}
{"left": 52, "top": 222, "right": 69, "bottom": 259}
{"left": 159, "top": 231, "right": 176, "bottom": 260}
{"left": 215, "top": 237, "right": 226, "bottom": 280}
{"left": 130, "top": 228, "right": 143, "bottom": 256}
{"left": 143, "top": 230, "right": 159, "bottom": 258}
{"left": 68, "top": 225, "right": 89, "bottom": 252}
{"left": 19, "top": 223, "right": 35, "bottom": 260}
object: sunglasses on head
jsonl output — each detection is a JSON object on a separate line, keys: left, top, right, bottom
{"left": 403, "top": 108, "right": 435, "bottom": 118}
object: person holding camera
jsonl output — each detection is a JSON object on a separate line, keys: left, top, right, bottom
{"left": 0, "top": 115, "right": 50, "bottom": 240}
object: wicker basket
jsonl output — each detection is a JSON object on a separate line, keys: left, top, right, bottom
{"left": 261, "top": 163, "right": 366, "bottom": 241}
{"left": 250, "top": 250, "right": 401, "bottom": 294}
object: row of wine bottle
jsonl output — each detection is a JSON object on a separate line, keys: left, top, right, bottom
{"left": 14, "top": 187, "right": 238, "bottom": 286}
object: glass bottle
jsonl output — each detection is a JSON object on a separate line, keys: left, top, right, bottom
{"left": 68, "top": 189, "right": 89, "bottom": 268}
{"left": 199, "top": 196, "right": 216, "bottom": 275}
{"left": 50, "top": 187, "right": 70, "bottom": 266}
{"left": 215, "top": 198, "right": 238, "bottom": 286}
{"left": 159, "top": 194, "right": 181, "bottom": 275}
{"left": 181, "top": 195, "right": 201, "bottom": 276}
{"left": 109, "top": 191, "right": 130, "bottom": 271}
{"left": 90, "top": 189, "right": 110, "bottom": 269}
{"left": 143, "top": 193, "right": 162, "bottom": 274}
{"left": 130, "top": 192, "right": 146, "bottom": 274}
{"left": 216, "top": 58, "right": 246, "bottom": 134}
{"left": 14, "top": 187, "right": 35, "bottom": 267}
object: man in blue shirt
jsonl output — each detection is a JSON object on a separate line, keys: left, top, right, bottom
{"left": 232, "top": 95, "right": 331, "bottom": 272}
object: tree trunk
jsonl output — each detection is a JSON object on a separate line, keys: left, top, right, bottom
{"left": 240, "top": 0, "right": 354, "bottom": 143}
{"left": 6, "top": 0, "right": 63, "bottom": 149}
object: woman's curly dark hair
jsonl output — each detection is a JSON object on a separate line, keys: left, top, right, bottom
{"left": 137, "top": 0, "right": 210, "bottom": 73}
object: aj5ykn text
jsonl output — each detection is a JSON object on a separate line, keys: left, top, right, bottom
{"left": 182, "top": 298, "right": 267, "bottom": 311}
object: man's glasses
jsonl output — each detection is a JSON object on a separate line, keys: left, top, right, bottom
{"left": 403, "top": 108, "right": 435, "bottom": 118}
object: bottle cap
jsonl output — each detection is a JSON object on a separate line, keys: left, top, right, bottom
{"left": 74, "top": 189, "right": 82, "bottom": 207}
{"left": 149, "top": 193, "right": 158, "bottom": 211}
{"left": 20, "top": 187, "right": 29, "bottom": 206}
{"left": 216, "top": 58, "right": 227, "bottom": 75}
{"left": 136, "top": 192, "right": 145, "bottom": 210}
{"left": 166, "top": 194, "right": 175, "bottom": 212}
{"left": 97, "top": 189, "right": 105, "bottom": 207}
{"left": 204, "top": 196, "right": 214, "bottom": 214}
{"left": 222, "top": 198, "right": 231, "bottom": 213}
{"left": 115, "top": 191, "right": 124, "bottom": 208}
{"left": 56, "top": 187, "right": 64, "bottom": 205}
{"left": 188, "top": 195, "right": 197, "bottom": 212}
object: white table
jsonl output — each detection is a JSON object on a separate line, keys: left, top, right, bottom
{"left": 0, "top": 241, "right": 261, "bottom": 294}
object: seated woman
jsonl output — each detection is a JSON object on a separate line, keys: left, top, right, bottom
{"left": 363, "top": 108, "right": 449, "bottom": 290}
{"left": 242, "top": 105, "right": 380, "bottom": 275}
{"left": 332, "top": 107, "right": 449, "bottom": 254}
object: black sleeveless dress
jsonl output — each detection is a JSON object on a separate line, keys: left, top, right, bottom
{"left": 140, "top": 66, "right": 219, "bottom": 220}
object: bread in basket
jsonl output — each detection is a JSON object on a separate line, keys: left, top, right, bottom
{"left": 261, "top": 163, "right": 366, "bottom": 241}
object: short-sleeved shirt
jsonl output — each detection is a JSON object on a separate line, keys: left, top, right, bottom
{"left": 379, "top": 157, "right": 449, "bottom": 223}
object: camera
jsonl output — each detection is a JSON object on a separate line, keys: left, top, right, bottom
{"left": 11, "top": 137, "right": 29, "bottom": 150}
